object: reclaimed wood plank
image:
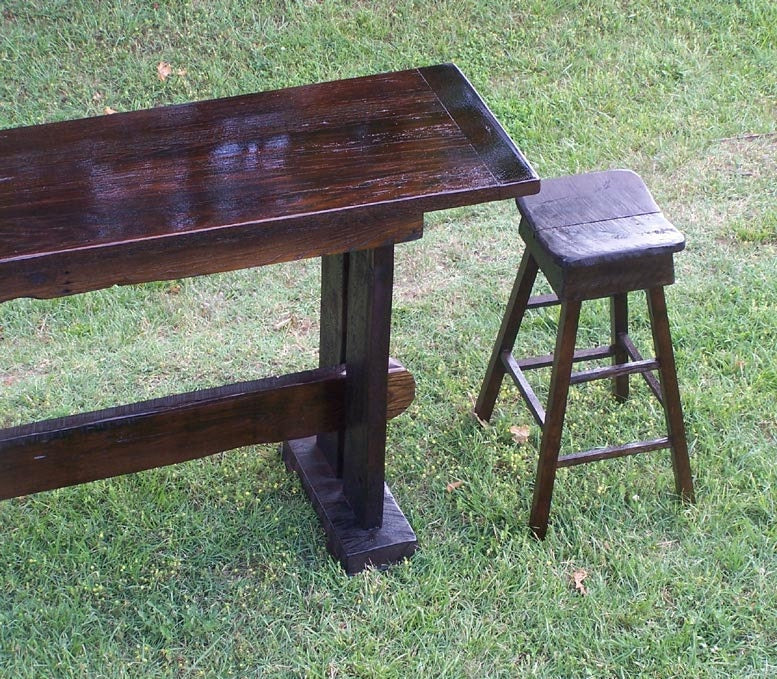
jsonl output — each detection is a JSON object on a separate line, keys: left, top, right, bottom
{"left": 0, "top": 360, "right": 414, "bottom": 500}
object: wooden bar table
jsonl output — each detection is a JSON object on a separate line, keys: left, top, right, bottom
{"left": 0, "top": 64, "right": 539, "bottom": 573}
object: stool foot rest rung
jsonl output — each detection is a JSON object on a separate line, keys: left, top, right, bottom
{"left": 619, "top": 332, "right": 663, "bottom": 403}
{"left": 517, "top": 345, "right": 614, "bottom": 371}
{"left": 502, "top": 335, "right": 666, "bottom": 427}
{"left": 557, "top": 436, "right": 671, "bottom": 468}
{"left": 569, "top": 357, "right": 659, "bottom": 386}
{"left": 527, "top": 293, "right": 560, "bottom": 309}
{"left": 502, "top": 351, "right": 547, "bottom": 426}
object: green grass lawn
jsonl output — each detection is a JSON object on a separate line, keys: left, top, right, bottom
{"left": 1, "top": 1, "right": 776, "bottom": 677}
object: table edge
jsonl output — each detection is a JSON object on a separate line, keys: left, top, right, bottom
{"left": 418, "top": 63, "right": 539, "bottom": 186}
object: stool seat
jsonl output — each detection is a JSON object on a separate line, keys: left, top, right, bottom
{"left": 517, "top": 170, "right": 686, "bottom": 299}
{"left": 476, "top": 169, "right": 694, "bottom": 538}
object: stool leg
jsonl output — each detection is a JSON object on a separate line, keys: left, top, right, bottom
{"left": 529, "top": 299, "right": 581, "bottom": 538}
{"left": 610, "top": 293, "right": 629, "bottom": 402}
{"left": 646, "top": 287, "right": 695, "bottom": 502}
{"left": 475, "top": 249, "right": 539, "bottom": 422}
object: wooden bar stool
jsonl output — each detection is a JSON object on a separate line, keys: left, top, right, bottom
{"left": 476, "top": 170, "right": 695, "bottom": 538}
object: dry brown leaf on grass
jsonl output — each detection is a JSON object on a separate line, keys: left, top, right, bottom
{"left": 157, "top": 61, "right": 173, "bottom": 81}
{"left": 473, "top": 411, "right": 489, "bottom": 428}
{"left": 572, "top": 568, "right": 588, "bottom": 595}
{"left": 103, "top": 106, "right": 117, "bottom": 115}
{"left": 510, "top": 424, "right": 530, "bottom": 445}
{"left": 468, "top": 394, "right": 490, "bottom": 428}
{"left": 273, "top": 316, "right": 292, "bottom": 331}
{"left": 446, "top": 480, "right": 464, "bottom": 493}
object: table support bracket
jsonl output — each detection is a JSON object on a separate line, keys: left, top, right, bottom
{"left": 282, "top": 436, "right": 418, "bottom": 574}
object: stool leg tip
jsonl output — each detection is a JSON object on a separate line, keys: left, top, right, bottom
{"left": 679, "top": 487, "right": 695, "bottom": 504}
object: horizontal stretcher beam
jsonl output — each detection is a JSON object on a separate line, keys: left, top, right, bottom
{"left": 557, "top": 436, "right": 671, "bottom": 467}
{"left": 0, "top": 359, "right": 415, "bottom": 500}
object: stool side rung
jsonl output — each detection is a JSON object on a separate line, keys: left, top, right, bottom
{"left": 569, "top": 358, "right": 659, "bottom": 386}
{"left": 527, "top": 293, "right": 560, "bottom": 309}
{"left": 501, "top": 351, "right": 546, "bottom": 426}
{"left": 618, "top": 332, "right": 664, "bottom": 403}
{"left": 557, "top": 436, "right": 671, "bottom": 468}
{"left": 518, "top": 345, "right": 614, "bottom": 371}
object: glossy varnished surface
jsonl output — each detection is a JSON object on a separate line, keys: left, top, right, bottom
{"left": 0, "top": 65, "right": 538, "bottom": 571}
{"left": 0, "top": 63, "right": 537, "bottom": 300}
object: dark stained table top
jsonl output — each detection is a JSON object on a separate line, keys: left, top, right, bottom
{"left": 0, "top": 63, "right": 538, "bottom": 300}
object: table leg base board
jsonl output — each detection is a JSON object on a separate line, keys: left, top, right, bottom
{"left": 282, "top": 437, "right": 417, "bottom": 574}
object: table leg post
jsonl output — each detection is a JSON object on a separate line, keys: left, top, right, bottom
{"left": 318, "top": 253, "right": 349, "bottom": 476}
{"left": 283, "top": 243, "right": 417, "bottom": 573}
{"left": 342, "top": 245, "right": 394, "bottom": 528}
